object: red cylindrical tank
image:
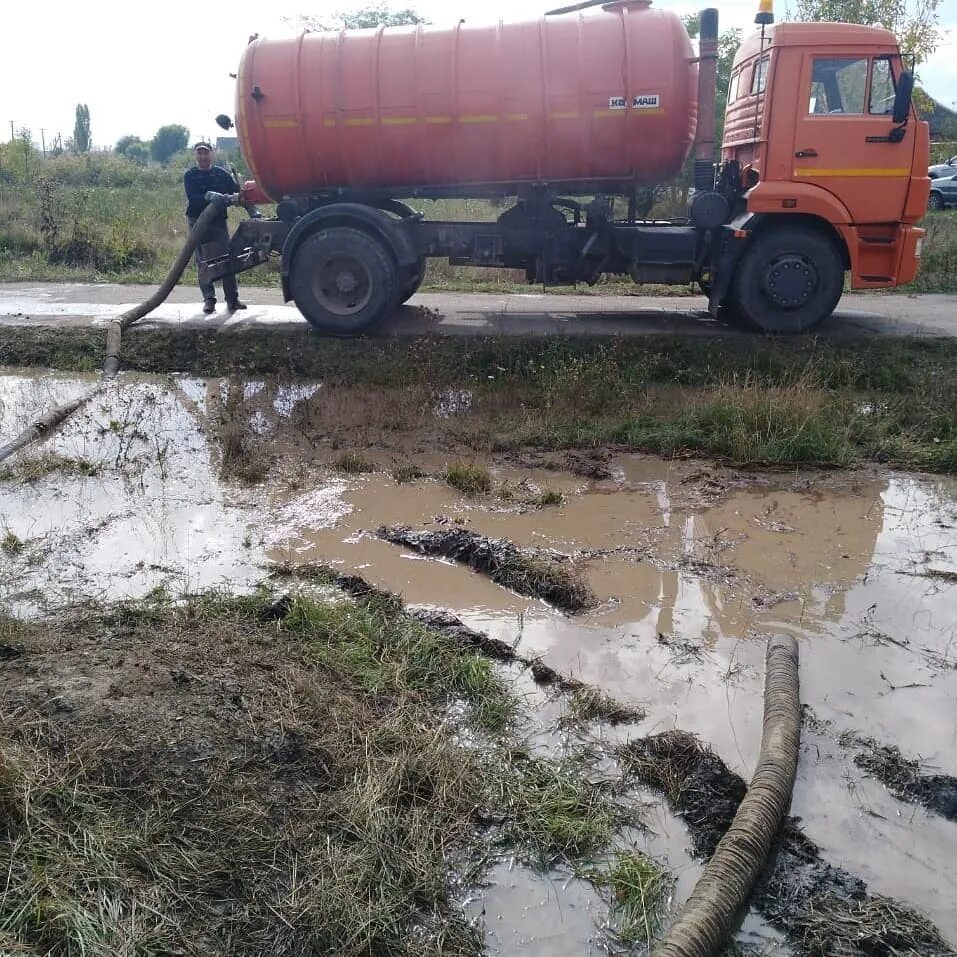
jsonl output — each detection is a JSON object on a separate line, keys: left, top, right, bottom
{"left": 236, "top": 0, "right": 697, "bottom": 201}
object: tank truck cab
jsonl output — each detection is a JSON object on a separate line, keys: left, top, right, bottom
{"left": 710, "top": 1, "right": 928, "bottom": 330}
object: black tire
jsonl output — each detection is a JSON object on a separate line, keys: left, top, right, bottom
{"left": 398, "top": 257, "right": 426, "bottom": 305}
{"left": 290, "top": 227, "right": 398, "bottom": 335}
{"left": 729, "top": 224, "right": 844, "bottom": 334}
{"left": 927, "top": 191, "right": 945, "bottom": 212}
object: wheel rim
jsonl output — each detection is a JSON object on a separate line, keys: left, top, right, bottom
{"left": 313, "top": 253, "right": 373, "bottom": 316}
{"left": 761, "top": 252, "right": 819, "bottom": 310}
{"left": 928, "top": 194, "right": 943, "bottom": 210}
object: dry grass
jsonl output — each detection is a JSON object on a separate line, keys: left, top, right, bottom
{"left": 562, "top": 688, "right": 646, "bottom": 727}
{"left": 333, "top": 450, "right": 377, "bottom": 474}
{"left": 0, "top": 453, "right": 101, "bottom": 483}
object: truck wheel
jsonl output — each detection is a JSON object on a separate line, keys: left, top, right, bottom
{"left": 730, "top": 224, "right": 843, "bottom": 334}
{"left": 290, "top": 227, "right": 398, "bottom": 335}
{"left": 398, "top": 258, "right": 426, "bottom": 304}
{"left": 927, "top": 192, "right": 944, "bottom": 211}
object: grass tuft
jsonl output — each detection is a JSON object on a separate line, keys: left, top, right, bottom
{"left": 599, "top": 851, "right": 671, "bottom": 944}
{"left": 392, "top": 462, "right": 426, "bottom": 484}
{"left": 2, "top": 531, "right": 24, "bottom": 556}
{"left": 0, "top": 453, "right": 102, "bottom": 483}
{"left": 444, "top": 462, "right": 492, "bottom": 496}
{"left": 562, "top": 688, "right": 646, "bottom": 727}
{"left": 334, "top": 451, "right": 377, "bottom": 474}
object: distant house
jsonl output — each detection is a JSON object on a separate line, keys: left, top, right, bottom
{"left": 216, "top": 136, "right": 240, "bottom": 153}
{"left": 921, "top": 94, "right": 957, "bottom": 139}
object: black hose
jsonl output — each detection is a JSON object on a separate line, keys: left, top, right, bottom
{"left": 0, "top": 200, "right": 228, "bottom": 463}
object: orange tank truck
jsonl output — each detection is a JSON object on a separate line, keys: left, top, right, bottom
{"left": 205, "top": 0, "right": 928, "bottom": 335}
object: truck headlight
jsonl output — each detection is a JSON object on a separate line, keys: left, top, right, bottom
{"left": 916, "top": 237, "right": 924, "bottom": 257}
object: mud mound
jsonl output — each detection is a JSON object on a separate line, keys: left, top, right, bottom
{"left": 620, "top": 731, "right": 955, "bottom": 957}
{"left": 377, "top": 526, "right": 597, "bottom": 612}
{"left": 854, "top": 742, "right": 957, "bottom": 823}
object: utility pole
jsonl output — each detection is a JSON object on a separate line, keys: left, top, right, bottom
{"left": 40, "top": 129, "right": 47, "bottom": 157}
{"left": 9, "top": 120, "right": 15, "bottom": 143}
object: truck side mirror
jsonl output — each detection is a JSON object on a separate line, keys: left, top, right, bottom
{"left": 893, "top": 71, "right": 914, "bottom": 125}
{"left": 216, "top": 114, "right": 235, "bottom": 131}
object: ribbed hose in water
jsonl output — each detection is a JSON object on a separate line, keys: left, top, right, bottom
{"left": 0, "top": 200, "right": 226, "bottom": 464}
{"left": 652, "top": 634, "right": 801, "bottom": 957}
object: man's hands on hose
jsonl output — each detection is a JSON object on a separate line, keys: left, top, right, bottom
{"left": 204, "top": 190, "right": 263, "bottom": 219}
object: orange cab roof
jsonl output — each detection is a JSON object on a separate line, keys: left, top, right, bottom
{"left": 734, "top": 21, "right": 899, "bottom": 64}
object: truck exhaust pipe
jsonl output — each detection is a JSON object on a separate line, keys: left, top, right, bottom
{"left": 695, "top": 8, "right": 719, "bottom": 191}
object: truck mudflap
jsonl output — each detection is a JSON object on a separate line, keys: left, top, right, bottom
{"left": 897, "top": 225, "right": 926, "bottom": 286}
{"left": 707, "top": 213, "right": 756, "bottom": 316}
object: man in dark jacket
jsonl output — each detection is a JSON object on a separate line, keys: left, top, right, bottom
{"left": 184, "top": 142, "right": 246, "bottom": 314}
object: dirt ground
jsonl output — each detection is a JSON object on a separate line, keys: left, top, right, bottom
{"left": 2, "top": 367, "right": 956, "bottom": 955}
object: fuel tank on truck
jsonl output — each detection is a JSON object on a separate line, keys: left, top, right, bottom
{"left": 235, "top": 0, "right": 698, "bottom": 200}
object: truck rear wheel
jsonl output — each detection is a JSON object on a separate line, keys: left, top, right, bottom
{"left": 290, "top": 227, "right": 398, "bottom": 335}
{"left": 730, "top": 225, "right": 843, "bottom": 334}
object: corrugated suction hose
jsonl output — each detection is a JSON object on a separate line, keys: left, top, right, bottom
{"left": 0, "top": 199, "right": 227, "bottom": 463}
{"left": 652, "top": 634, "right": 801, "bottom": 957}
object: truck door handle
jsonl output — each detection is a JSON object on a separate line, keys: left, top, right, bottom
{"left": 794, "top": 149, "right": 818, "bottom": 158}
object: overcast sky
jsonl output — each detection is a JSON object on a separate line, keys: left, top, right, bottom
{"left": 3, "top": 0, "right": 955, "bottom": 150}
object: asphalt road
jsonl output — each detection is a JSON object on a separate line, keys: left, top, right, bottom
{"left": 0, "top": 282, "right": 954, "bottom": 338}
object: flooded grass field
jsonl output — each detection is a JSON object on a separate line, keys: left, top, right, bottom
{"left": 1, "top": 366, "right": 955, "bottom": 955}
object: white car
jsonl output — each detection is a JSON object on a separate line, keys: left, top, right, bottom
{"left": 928, "top": 155, "right": 957, "bottom": 179}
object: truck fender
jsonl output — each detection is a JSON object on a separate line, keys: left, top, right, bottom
{"left": 707, "top": 208, "right": 850, "bottom": 316}
{"left": 280, "top": 203, "right": 419, "bottom": 301}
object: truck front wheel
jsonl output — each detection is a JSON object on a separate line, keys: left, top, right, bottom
{"left": 730, "top": 225, "right": 843, "bottom": 334}
{"left": 290, "top": 227, "right": 398, "bottom": 335}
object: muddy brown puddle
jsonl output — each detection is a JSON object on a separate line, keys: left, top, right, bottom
{"left": 2, "top": 369, "right": 955, "bottom": 952}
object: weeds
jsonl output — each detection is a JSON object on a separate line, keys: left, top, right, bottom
{"left": 334, "top": 451, "right": 377, "bottom": 474}
{"left": 1, "top": 531, "right": 24, "bottom": 556}
{"left": 444, "top": 461, "right": 492, "bottom": 496}
{"left": 562, "top": 688, "right": 646, "bottom": 727}
{"left": 598, "top": 852, "right": 671, "bottom": 944}
{"left": 0, "top": 587, "right": 640, "bottom": 955}
{"left": 495, "top": 753, "right": 621, "bottom": 865}
{"left": 392, "top": 462, "right": 425, "bottom": 484}
{"left": 0, "top": 453, "right": 101, "bottom": 483}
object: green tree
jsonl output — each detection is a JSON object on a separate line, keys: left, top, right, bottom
{"left": 115, "top": 134, "right": 143, "bottom": 156}
{"left": 293, "top": 3, "right": 428, "bottom": 32}
{"left": 73, "top": 104, "right": 91, "bottom": 154}
{"left": 792, "top": 0, "right": 941, "bottom": 67}
{"left": 150, "top": 124, "right": 189, "bottom": 165}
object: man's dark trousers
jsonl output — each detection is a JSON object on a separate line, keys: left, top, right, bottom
{"left": 187, "top": 217, "right": 239, "bottom": 305}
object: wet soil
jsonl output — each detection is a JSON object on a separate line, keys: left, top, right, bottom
{"left": 622, "top": 731, "right": 956, "bottom": 956}
{"left": 852, "top": 741, "right": 957, "bottom": 823}
{"left": 2, "top": 368, "right": 957, "bottom": 953}
{"left": 378, "top": 525, "right": 597, "bottom": 612}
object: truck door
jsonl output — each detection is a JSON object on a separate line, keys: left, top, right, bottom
{"left": 792, "top": 54, "right": 912, "bottom": 224}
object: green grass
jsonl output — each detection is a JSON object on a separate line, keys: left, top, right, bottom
{"left": 2, "top": 326, "right": 955, "bottom": 474}
{"left": 2, "top": 149, "right": 954, "bottom": 295}
{"left": 562, "top": 688, "right": 646, "bottom": 727}
{"left": 0, "top": 585, "right": 642, "bottom": 955}
{"left": 444, "top": 461, "right": 492, "bottom": 496}
{"left": 598, "top": 852, "right": 671, "bottom": 944}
